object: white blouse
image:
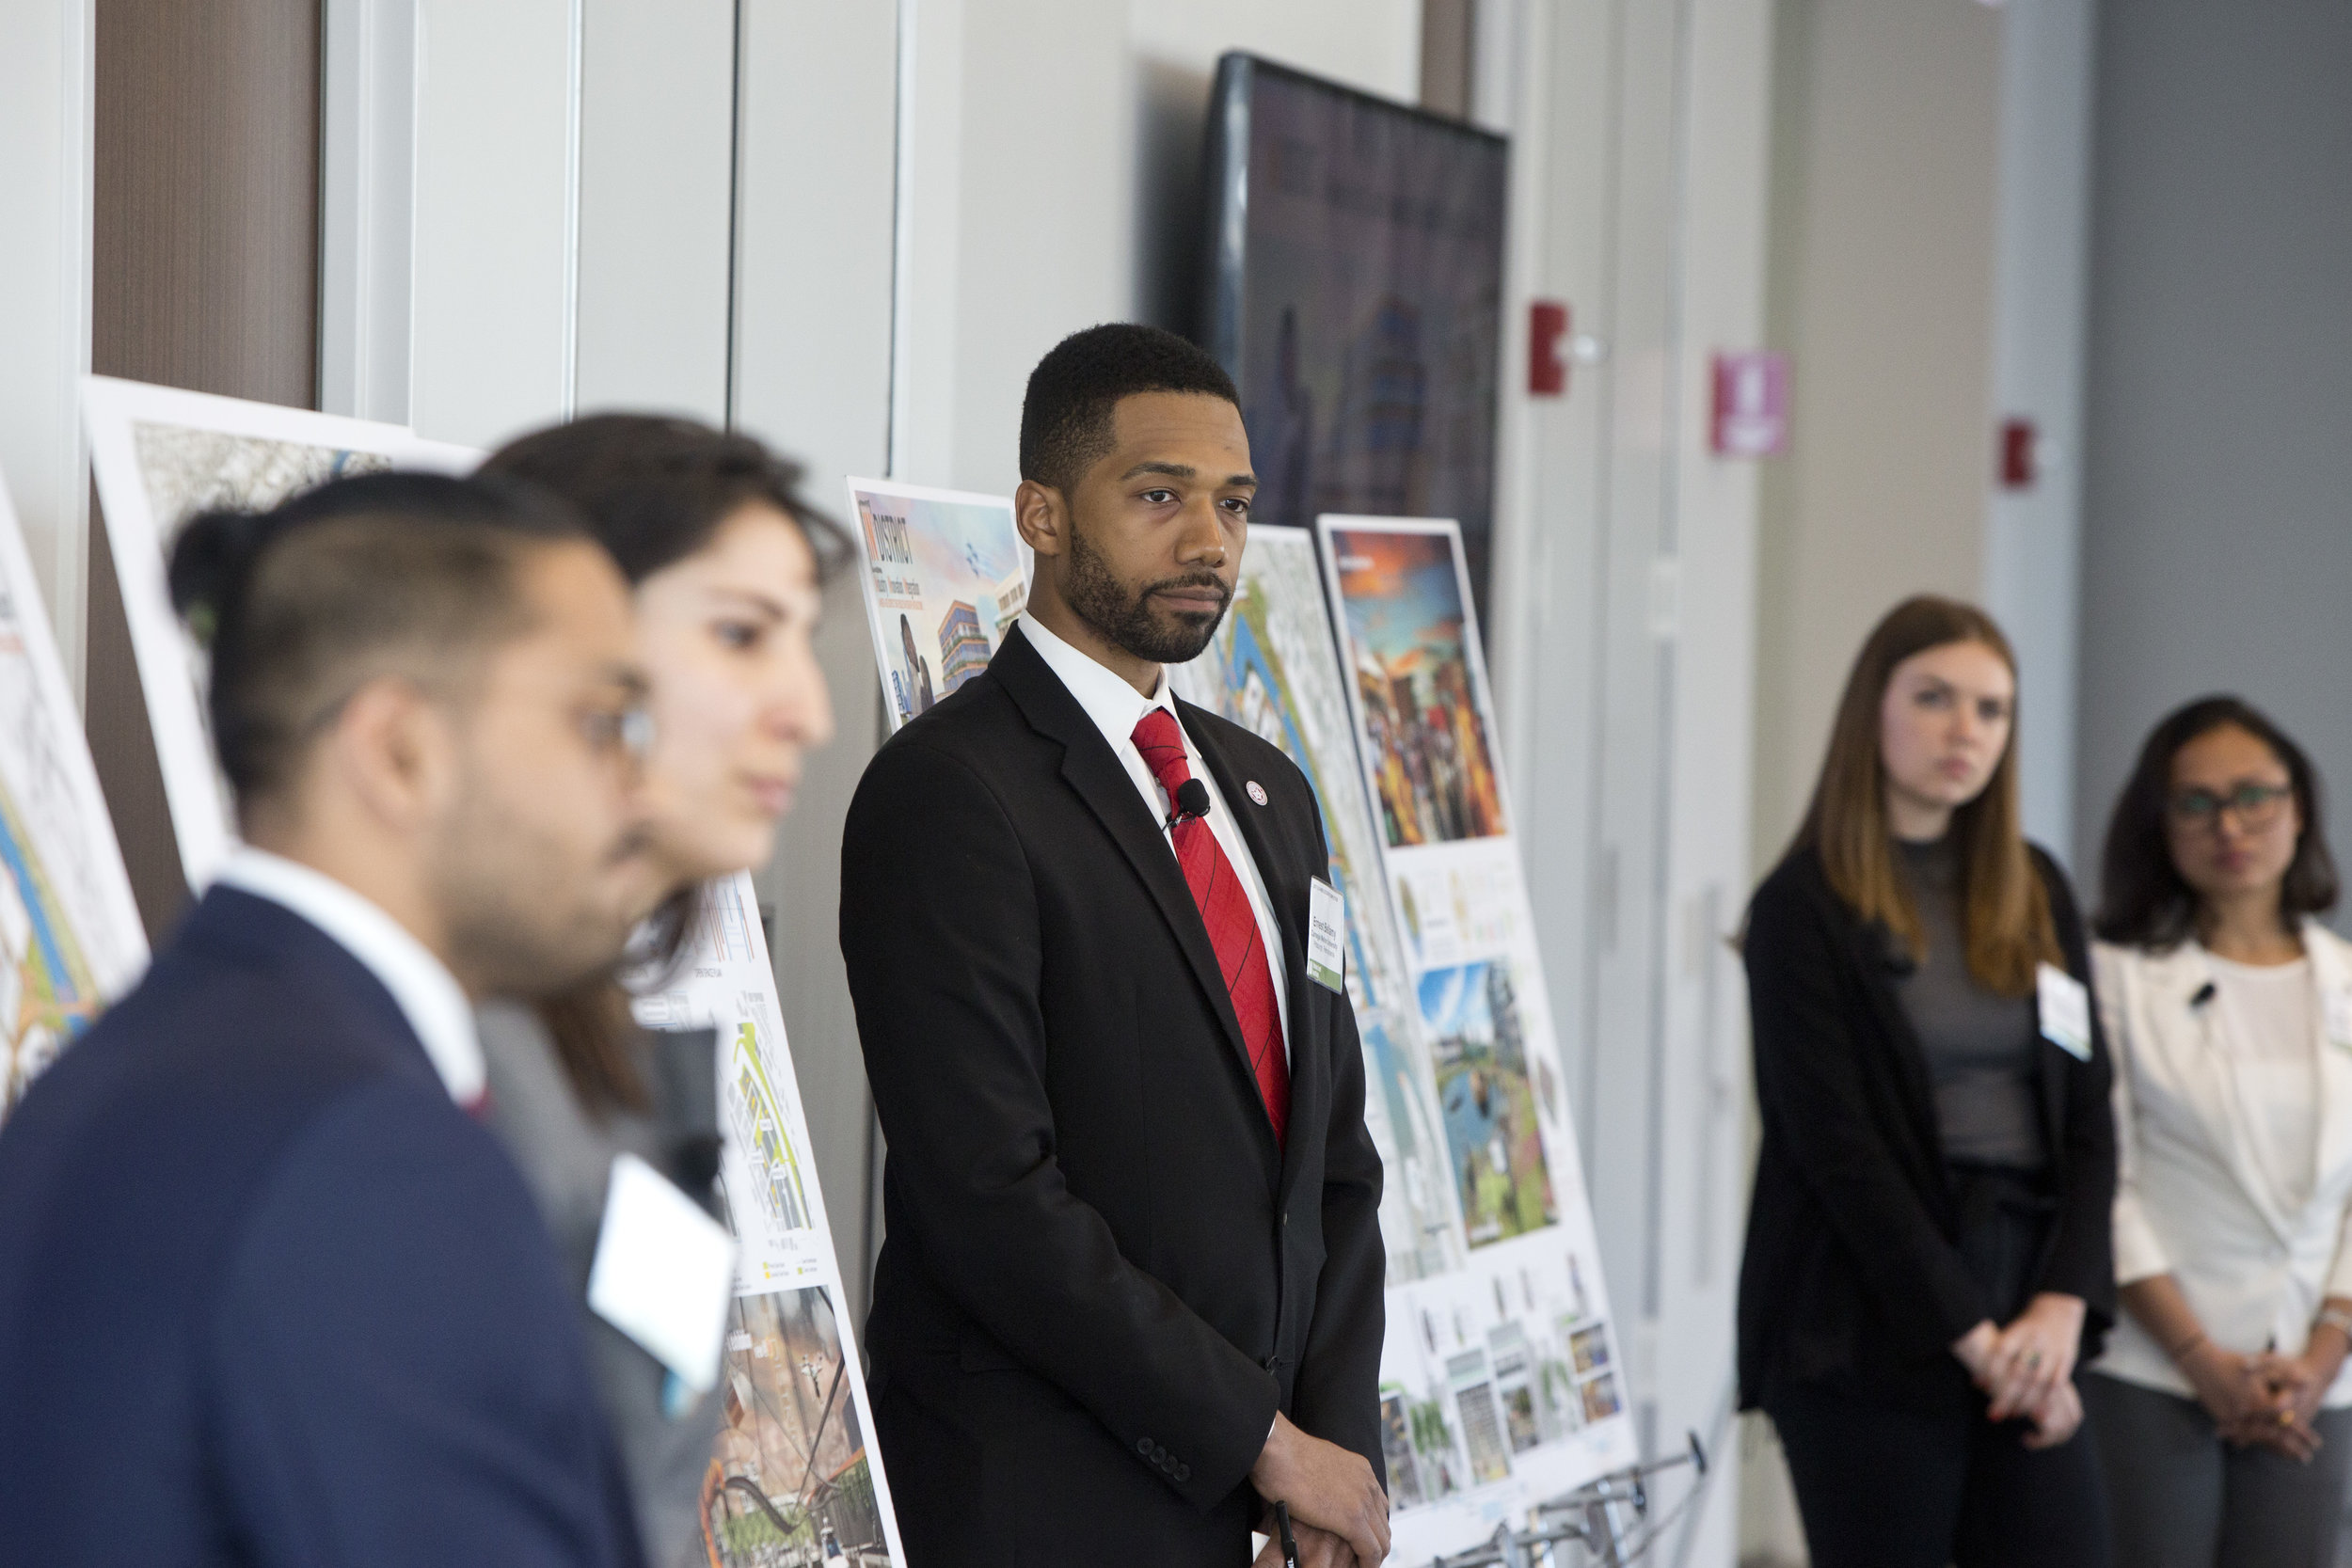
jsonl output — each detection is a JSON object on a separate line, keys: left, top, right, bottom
{"left": 2093, "top": 926, "right": 2352, "bottom": 1406}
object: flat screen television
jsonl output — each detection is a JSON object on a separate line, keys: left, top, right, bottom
{"left": 1197, "top": 54, "right": 1509, "bottom": 626}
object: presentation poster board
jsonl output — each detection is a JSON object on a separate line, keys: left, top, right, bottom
{"left": 633, "top": 874, "right": 908, "bottom": 1567}
{"left": 1165, "top": 528, "right": 1461, "bottom": 1287}
{"left": 0, "top": 469, "right": 149, "bottom": 1123}
{"left": 1318, "top": 515, "right": 1636, "bottom": 1553}
{"left": 79, "top": 380, "right": 903, "bottom": 1565}
{"left": 845, "top": 478, "right": 1030, "bottom": 732}
{"left": 80, "top": 377, "right": 475, "bottom": 887}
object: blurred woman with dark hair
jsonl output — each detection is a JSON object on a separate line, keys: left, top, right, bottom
{"left": 1739, "top": 595, "right": 2114, "bottom": 1568}
{"left": 2083, "top": 696, "right": 2352, "bottom": 1568}
{"left": 472, "top": 414, "right": 844, "bottom": 1568}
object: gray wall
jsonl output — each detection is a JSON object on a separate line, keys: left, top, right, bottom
{"left": 2074, "top": 0, "right": 2352, "bottom": 925}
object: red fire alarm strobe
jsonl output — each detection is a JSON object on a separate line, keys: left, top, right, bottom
{"left": 1710, "top": 351, "right": 1788, "bottom": 457}
{"left": 1999, "top": 417, "right": 2039, "bottom": 490}
{"left": 1529, "top": 300, "right": 1569, "bottom": 396}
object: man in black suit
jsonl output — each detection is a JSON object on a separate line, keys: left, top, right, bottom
{"left": 0, "top": 475, "right": 658, "bottom": 1565}
{"left": 841, "top": 325, "right": 1390, "bottom": 1565}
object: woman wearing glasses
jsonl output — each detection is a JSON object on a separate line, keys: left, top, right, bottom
{"left": 2084, "top": 696, "right": 2352, "bottom": 1567}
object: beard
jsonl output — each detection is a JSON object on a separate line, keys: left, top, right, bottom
{"left": 425, "top": 761, "right": 649, "bottom": 1000}
{"left": 1063, "top": 522, "right": 1232, "bottom": 666}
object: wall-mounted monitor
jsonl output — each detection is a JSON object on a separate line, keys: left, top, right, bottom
{"left": 1197, "top": 54, "right": 1509, "bottom": 626}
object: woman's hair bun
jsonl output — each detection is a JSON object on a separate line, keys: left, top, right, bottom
{"left": 167, "top": 507, "right": 278, "bottom": 646}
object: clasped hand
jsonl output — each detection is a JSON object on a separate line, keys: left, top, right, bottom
{"left": 2185, "top": 1342, "right": 2331, "bottom": 1462}
{"left": 1250, "top": 1413, "right": 1391, "bottom": 1566}
{"left": 1952, "top": 1292, "right": 2087, "bottom": 1449}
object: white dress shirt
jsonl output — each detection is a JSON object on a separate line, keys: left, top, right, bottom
{"left": 212, "top": 847, "right": 486, "bottom": 1106}
{"left": 2093, "top": 924, "right": 2352, "bottom": 1406}
{"left": 1015, "top": 612, "right": 1290, "bottom": 1053}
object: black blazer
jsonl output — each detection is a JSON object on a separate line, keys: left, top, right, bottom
{"left": 839, "top": 626, "right": 1386, "bottom": 1564}
{"left": 0, "top": 887, "right": 640, "bottom": 1567}
{"left": 1736, "top": 843, "right": 2117, "bottom": 1415}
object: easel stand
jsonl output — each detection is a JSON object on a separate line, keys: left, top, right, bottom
{"left": 1430, "top": 1433, "right": 1708, "bottom": 1568}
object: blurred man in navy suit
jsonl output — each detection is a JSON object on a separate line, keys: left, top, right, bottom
{"left": 0, "top": 473, "right": 659, "bottom": 1566}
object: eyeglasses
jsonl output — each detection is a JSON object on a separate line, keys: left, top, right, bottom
{"left": 2169, "top": 781, "right": 2292, "bottom": 832}
{"left": 578, "top": 703, "right": 657, "bottom": 766}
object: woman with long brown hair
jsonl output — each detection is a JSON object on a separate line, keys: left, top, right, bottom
{"left": 1738, "top": 595, "right": 2116, "bottom": 1567}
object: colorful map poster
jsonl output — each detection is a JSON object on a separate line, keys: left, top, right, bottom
{"left": 1319, "top": 515, "right": 1635, "bottom": 1554}
{"left": 80, "top": 377, "right": 476, "bottom": 887}
{"left": 1166, "top": 527, "right": 1460, "bottom": 1286}
{"left": 0, "top": 469, "right": 148, "bottom": 1124}
{"left": 633, "top": 874, "right": 909, "bottom": 1566}
{"left": 845, "top": 479, "right": 1029, "bottom": 731}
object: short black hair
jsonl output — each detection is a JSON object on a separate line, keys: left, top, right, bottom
{"left": 2095, "top": 694, "right": 2340, "bottom": 947}
{"left": 168, "top": 470, "right": 590, "bottom": 807}
{"left": 481, "top": 413, "right": 851, "bottom": 584}
{"left": 1018, "top": 324, "right": 1241, "bottom": 495}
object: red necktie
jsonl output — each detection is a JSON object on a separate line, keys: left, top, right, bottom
{"left": 1131, "top": 706, "right": 1289, "bottom": 1147}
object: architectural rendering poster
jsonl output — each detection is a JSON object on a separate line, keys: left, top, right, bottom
{"left": 845, "top": 479, "right": 1028, "bottom": 732}
{"left": 634, "top": 874, "right": 908, "bottom": 1566}
{"left": 1319, "top": 515, "right": 1635, "bottom": 1551}
{"left": 1167, "top": 527, "right": 1460, "bottom": 1287}
{"left": 0, "top": 469, "right": 148, "bottom": 1124}
{"left": 80, "top": 377, "right": 475, "bottom": 887}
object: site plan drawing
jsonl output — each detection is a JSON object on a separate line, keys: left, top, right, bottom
{"left": 0, "top": 469, "right": 148, "bottom": 1124}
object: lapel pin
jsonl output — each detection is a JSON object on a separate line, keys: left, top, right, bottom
{"left": 1246, "top": 781, "right": 1269, "bottom": 806}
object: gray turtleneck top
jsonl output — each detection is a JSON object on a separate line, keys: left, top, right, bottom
{"left": 1893, "top": 834, "right": 2046, "bottom": 1170}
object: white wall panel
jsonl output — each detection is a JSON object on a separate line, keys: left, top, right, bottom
{"left": 409, "top": 0, "right": 578, "bottom": 447}
{"left": 1983, "top": 0, "right": 2096, "bottom": 871}
{"left": 573, "top": 0, "right": 734, "bottom": 421}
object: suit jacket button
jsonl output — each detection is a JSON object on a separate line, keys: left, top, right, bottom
{"left": 1137, "top": 1437, "right": 1153, "bottom": 1456}
{"left": 1177, "top": 1463, "right": 1191, "bottom": 1481}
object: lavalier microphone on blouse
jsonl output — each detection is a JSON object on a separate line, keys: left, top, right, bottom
{"left": 2190, "top": 981, "right": 2217, "bottom": 1008}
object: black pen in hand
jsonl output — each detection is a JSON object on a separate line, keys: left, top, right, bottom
{"left": 1274, "top": 1498, "right": 1300, "bottom": 1568}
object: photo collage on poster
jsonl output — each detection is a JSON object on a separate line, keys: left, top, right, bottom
{"left": 81, "top": 382, "right": 908, "bottom": 1568}
{"left": 1319, "top": 515, "right": 1635, "bottom": 1558}
{"left": 844, "top": 485, "right": 1636, "bottom": 1559}
{"left": 0, "top": 470, "right": 148, "bottom": 1124}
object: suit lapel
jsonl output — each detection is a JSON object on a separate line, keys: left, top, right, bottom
{"left": 990, "top": 632, "right": 1258, "bottom": 1101}
{"left": 1184, "top": 701, "right": 1319, "bottom": 1194}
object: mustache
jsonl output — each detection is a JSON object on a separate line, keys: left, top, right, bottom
{"left": 1142, "top": 572, "right": 1232, "bottom": 607}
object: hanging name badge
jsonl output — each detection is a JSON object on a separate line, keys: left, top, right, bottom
{"left": 1306, "top": 879, "right": 1346, "bottom": 992}
{"left": 2037, "top": 962, "right": 2093, "bottom": 1062}
{"left": 586, "top": 1152, "right": 739, "bottom": 1396}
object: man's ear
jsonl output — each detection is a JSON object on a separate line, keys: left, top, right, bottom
{"left": 1013, "top": 479, "right": 1069, "bottom": 559}
{"left": 328, "top": 675, "right": 456, "bottom": 833}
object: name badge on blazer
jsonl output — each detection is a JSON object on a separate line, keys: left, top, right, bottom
{"left": 2038, "top": 963, "right": 2092, "bottom": 1061}
{"left": 1306, "top": 879, "right": 1346, "bottom": 992}
{"left": 586, "top": 1153, "right": 739, "bottom": 1396}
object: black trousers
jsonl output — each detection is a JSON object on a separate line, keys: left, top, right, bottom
{"left": 1771, "top": 1381, "right": 2112, "bottom": 1568}
{"left": 1767, "top": 1164, "right": 2112, "bottom": 1568}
